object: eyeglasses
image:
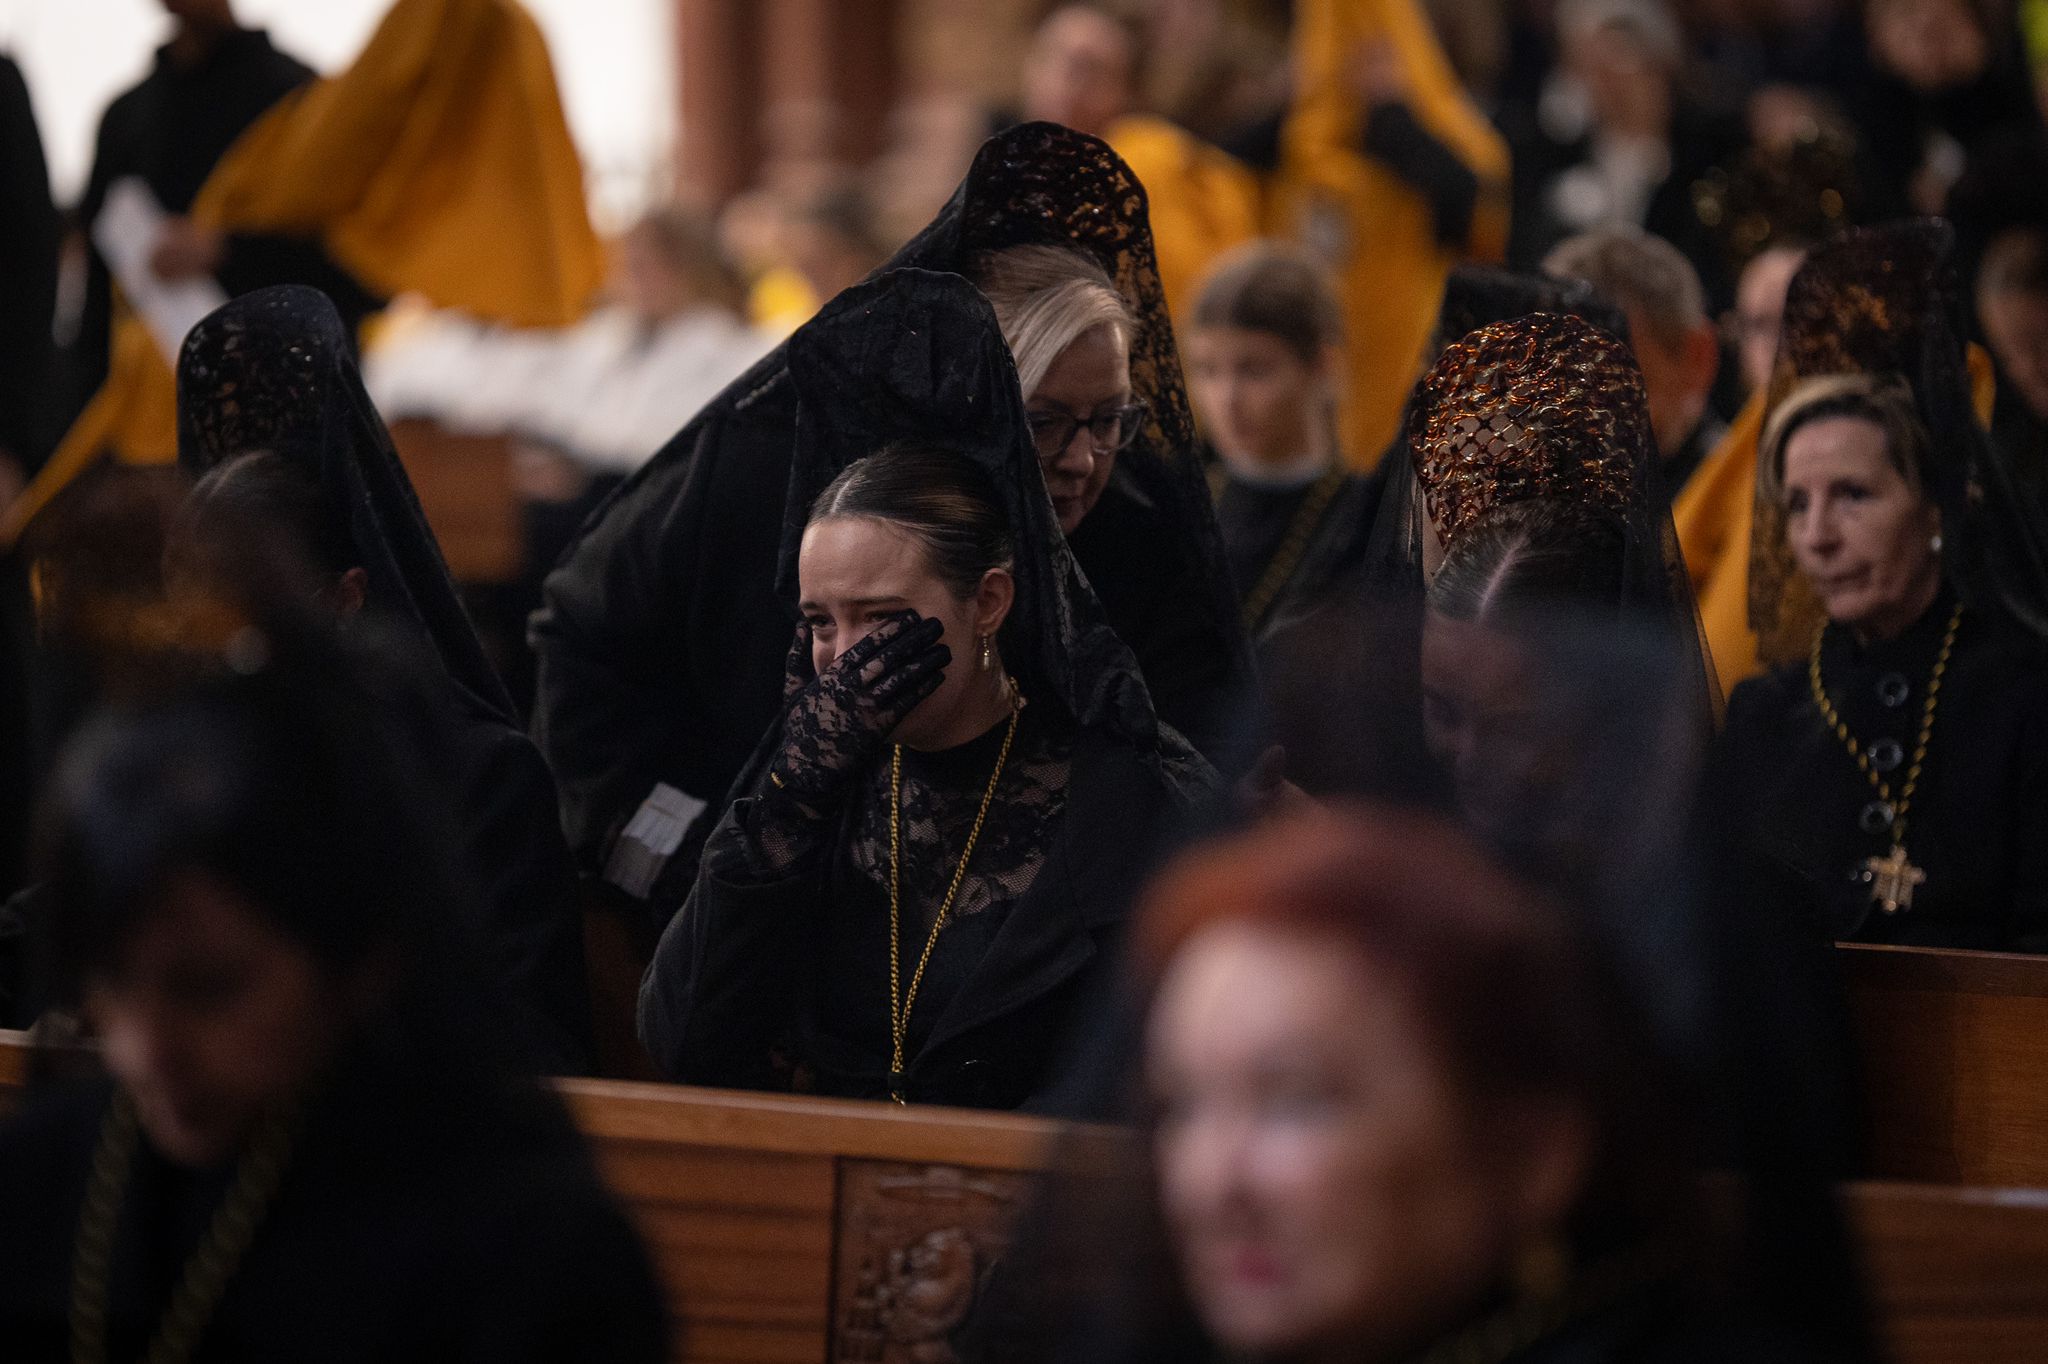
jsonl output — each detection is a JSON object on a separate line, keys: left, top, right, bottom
{"left": 1028, "top": 403, "right": 1147, "bottom": 461}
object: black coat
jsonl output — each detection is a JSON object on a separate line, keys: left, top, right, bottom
{"left": 0, "top": 1073, "right": 666, "bottom": 1362}
{"left": 1718, "top": 597, "right": 2048, "bottom": 951}
{"left": 1211, "top": 465, "right": 1384, "bottom": 643}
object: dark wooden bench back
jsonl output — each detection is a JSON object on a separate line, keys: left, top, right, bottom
{"left": 1841, "top": 943, "right": 2048, "bottom": 1186}
{"left": 8, "top": 1032, "right": 2048, "bottom": 1363}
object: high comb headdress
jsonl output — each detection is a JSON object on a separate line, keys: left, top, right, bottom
{"left": 1406, "top": 312, "right": 1650, "bottom": 550}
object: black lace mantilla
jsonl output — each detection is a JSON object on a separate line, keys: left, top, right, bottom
{"left": 176, "top": 286, "right": 516, "bottom": 725}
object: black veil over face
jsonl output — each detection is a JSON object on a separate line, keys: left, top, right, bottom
{"left": 174, "top": 285, "right": 516, "bottom": 725}
{"left": 1749, "top": 219, "right": 2048, "bottom": 664}
{"left": 532, "top": 123, "right": 1250, "bottom": 873}
{"left": 778, "top": 270, "right": 1168, "bottom": 754}
{"left": 1171, "top": 305, "right": 1868, "bottom": 1354}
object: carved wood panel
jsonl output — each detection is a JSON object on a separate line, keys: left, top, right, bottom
{"left": 829, "top": 1158, "right": 1034, "bottom": 1364}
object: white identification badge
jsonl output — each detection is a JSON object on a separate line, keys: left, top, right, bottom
{"left": 602, "top": 783, "right": 706, "bottom": 899}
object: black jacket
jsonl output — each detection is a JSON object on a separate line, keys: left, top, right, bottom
{"left": 1719, "top": 596, "right": 2048, "bottom": 951}
{"left": 61, "top": 29, "right": 380, "bottom": 433}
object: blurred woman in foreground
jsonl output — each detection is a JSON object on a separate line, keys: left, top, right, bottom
{"left": 977, "top": 804, "right": 1875, "bottom": 1362}
{"left": 0, "top": 612, "right": 665, "bottom": 1360}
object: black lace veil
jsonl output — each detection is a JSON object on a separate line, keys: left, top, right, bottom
{"left": 1359, "top": 265, "right": 1637, "bottom": 602}
{"left": 1748, "top": 219, "right": 2048, "bottom": 664}
{"left": 175, "top": 285, "right": 517, "bottom": 726}
{"left": 894, "top": 122, "right": 1241, "bottom": 674}
{"left": 730, "top": 268, "right": 1200, "bottom": 804}
{"left": 531, "top": 123, "right": 1252, "bottom": 877}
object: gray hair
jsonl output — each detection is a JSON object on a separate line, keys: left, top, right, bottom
{"left": 972, "top": 244, "right": 1134, "bottom": 397}
{"left": 1544, "top": 228, "right": 1707, "bottom": 355}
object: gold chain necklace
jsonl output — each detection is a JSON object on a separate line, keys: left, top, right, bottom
{"left": 71, "top": 1093, "right": 298, "bottom": 1364}
{"left": 1238, "top": 465, "right": 1348, "bottom": 633}
{"left": 887, "top": 691, "right": 1023, "bottom": 1105}
{"left": 1806, "top": 601, "right": 1963, "bottom": 915}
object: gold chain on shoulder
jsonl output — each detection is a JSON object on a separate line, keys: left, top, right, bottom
{"left": 887, "top": 691, "right": 1024, "bottom": 1103}
{"left": 1806, "top": 601, "right": 1962, "bottom": 848}
{"left": 71, "top": 1092, "right": 298, "bottom": 1364}
{"left": 1239, "top": 466, "right": 1348, "bottom": 632}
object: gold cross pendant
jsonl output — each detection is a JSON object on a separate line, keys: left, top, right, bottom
{"left": 1863, "top": 845, "right": 1926, "bottom": 915}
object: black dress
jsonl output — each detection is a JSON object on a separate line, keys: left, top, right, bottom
{"left": 1719, "top": 592, "right": 2048, "bottom": 951}
{"left": 177, "top": 289, "right": 590, "bottom": 1072}
{"left": 0, "top": 1068, "right": 667, "bottom": 1362}
{"left": 639, "top": 702, "right": 1179, "bottom": 1109}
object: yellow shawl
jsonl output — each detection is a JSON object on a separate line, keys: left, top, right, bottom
{"left": 8, "top": 0, "right": 601, "bottom": 544}
{"left": 1273, "top": 0, "right": 1510, "bottom": 468}
{"left": 1107, "top": 113, "right": 1264, "bottom": 333}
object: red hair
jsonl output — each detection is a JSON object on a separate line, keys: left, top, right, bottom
{"left": 1135, "top": 803, "right": 1691, "bottom": 1247}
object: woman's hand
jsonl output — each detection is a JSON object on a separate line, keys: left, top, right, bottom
{"left": 763, "top": 612, "right": 950, "bottom": 813}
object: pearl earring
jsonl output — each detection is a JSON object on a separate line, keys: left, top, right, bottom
{"left": 1932, "top": 533, "right": 1944, "bottom": 554}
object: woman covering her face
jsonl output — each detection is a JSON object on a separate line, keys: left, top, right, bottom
{"left": 1716, "top": 223, "right": 2048, "bottom": 950}
{"left": 636, "top": 271, "right": 1207, "bottom": 1111}
{"left": 0, "top": 613, "right": 666, "bottom": 1361}
{"left": 533, "top": 124, "right": 1254, "bottom": 914}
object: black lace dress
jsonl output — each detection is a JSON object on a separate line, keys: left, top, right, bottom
{"left": 639, "top": 700, "right": 1177, "bottom": 1110}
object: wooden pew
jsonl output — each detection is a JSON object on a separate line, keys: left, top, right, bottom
{"left": 559, "top": 1079, "right": 1070, "bottom": 1362}
{"left": 7, "top": 1032, "right": 2048, "bottom": 1363}
{"left": 1841, "top": 943, "right": 2048, "bottom": 1186}
{"left": 1852, "top": 1181, "right": 2048, "bottom": 1364}
{"left": 386, "top": 418, "right": 522, "bottom": 586}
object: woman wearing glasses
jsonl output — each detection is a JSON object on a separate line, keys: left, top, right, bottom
{"left": 534, "top": 125, "right": 1252, "bottom": 915}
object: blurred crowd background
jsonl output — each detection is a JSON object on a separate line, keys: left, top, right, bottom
{"left": 2, "top": 0, "right": 2045, "bottom": 717}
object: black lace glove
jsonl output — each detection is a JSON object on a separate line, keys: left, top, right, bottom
{"left": 762, "top": 611, "right": 950, "bottom": 816}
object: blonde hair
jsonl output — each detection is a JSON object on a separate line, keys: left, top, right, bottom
{"left": 1759, "top": 373, "right": 1929, "bottom": 506}
{"left": 972, "top": 244, "right": 1134, "bottom": 397}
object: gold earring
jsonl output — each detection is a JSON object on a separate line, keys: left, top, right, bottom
{"left": 979, "top": 634, "right": 994, "bottom": 672}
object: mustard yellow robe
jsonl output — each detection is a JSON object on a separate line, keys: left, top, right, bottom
{"left": 1107, "top": 114, "right": 1264, "bottom": 335}
{"left": 1272, "top": 0, "right": 1510, "bottom": 468}
{"left": 7, "top": 0, "right": 601, "bottom": 544}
